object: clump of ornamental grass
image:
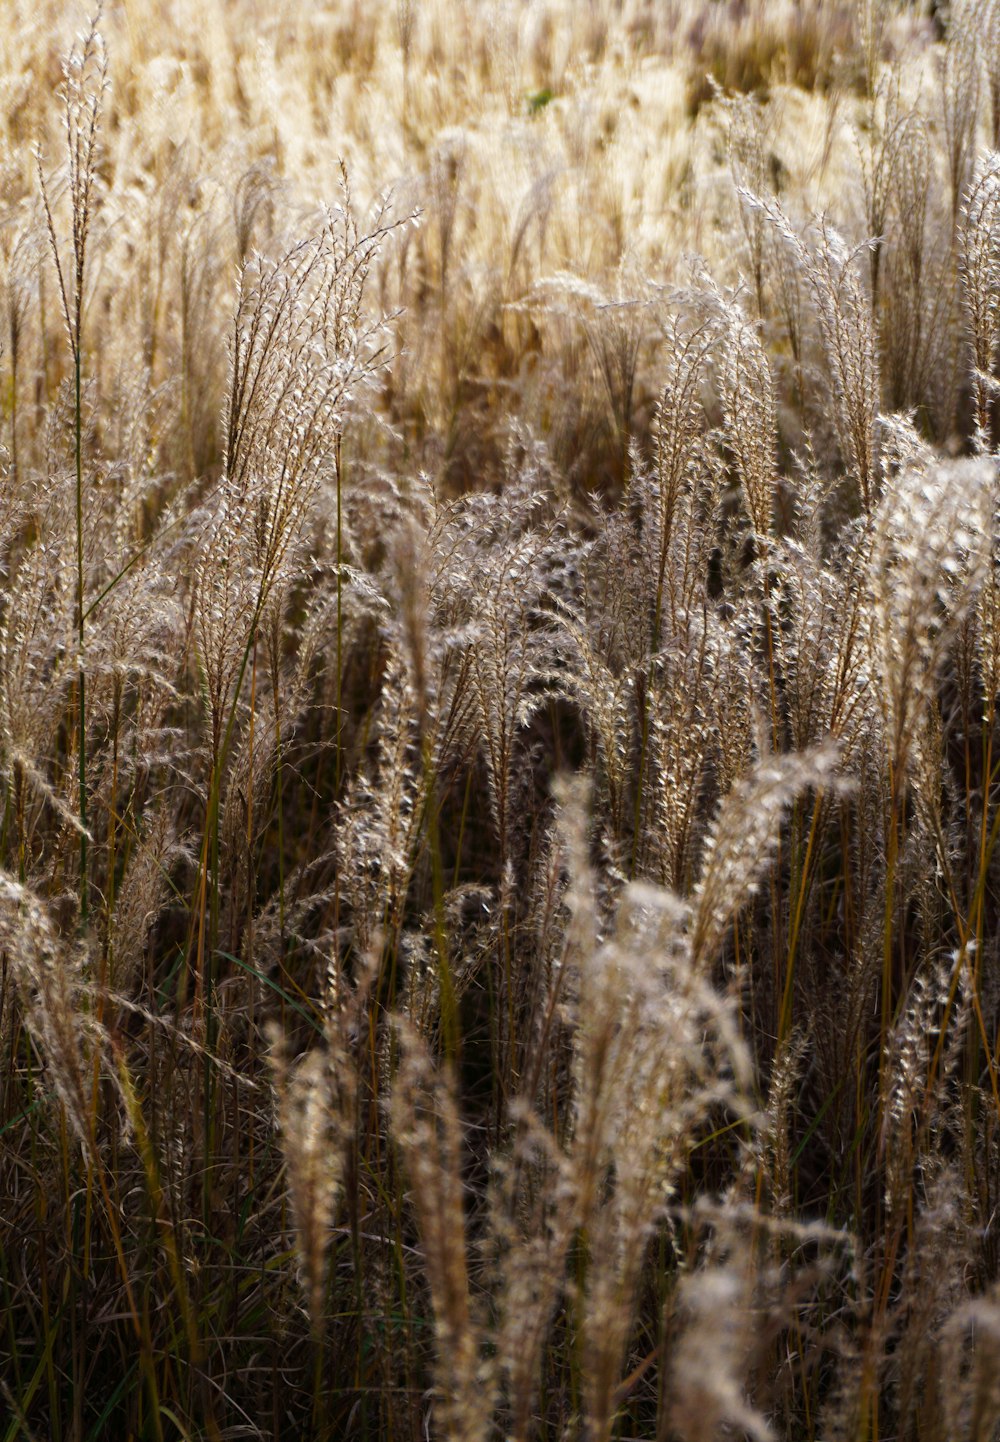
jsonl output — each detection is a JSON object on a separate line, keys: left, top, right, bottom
{"left": 8, "top": 4, "right": 1000, "bottom": 1439}
{"left": 0, "top": 873, "right": 98, "bottom": 1150}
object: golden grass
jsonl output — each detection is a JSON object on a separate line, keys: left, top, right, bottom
{"left": 4, "top": 2, "right": 1000, "bottom": 1439}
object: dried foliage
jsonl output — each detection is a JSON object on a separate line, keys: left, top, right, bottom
{"left": 4, "top": 3, "right": 1000, "bottom": 1440}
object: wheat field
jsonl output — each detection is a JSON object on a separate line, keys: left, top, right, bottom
{"left": 3, "top": 1, "right": 1000, "bottom": 1437}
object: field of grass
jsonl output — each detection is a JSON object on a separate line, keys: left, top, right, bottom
{"left": 4, "top": 0, "right": 1000, "bottom": 1437}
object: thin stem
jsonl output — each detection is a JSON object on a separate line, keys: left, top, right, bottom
{"left": 335, "top": 430, "right": 344, "bottom": 795}
{"left": 76, "top": 347, "right": 88, "bottom": 924}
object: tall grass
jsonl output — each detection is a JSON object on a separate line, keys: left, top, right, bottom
{"left": 4, "top": 2, "right": 1000, "bottom": 1439}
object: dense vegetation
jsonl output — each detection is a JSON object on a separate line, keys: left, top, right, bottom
{"left": 3, "top": 1, "right": 1000, "bottom": 1437}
